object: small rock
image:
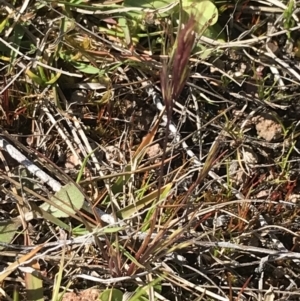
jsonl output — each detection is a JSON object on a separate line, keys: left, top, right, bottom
{"left": 256, "top": 190, "right": 270, "bottom": 199}
{"left": 61, "top": 288, "right": 101, "bottom": 301}
{"left": 252, "top": 113, "right": 283, "bottom": 142}
{"left": 105, "top": 145, "right": 125, "bottom": 165}
{"left": 231, "top": 169, "right": 247, "bottom": 187}
{"left": 287, "top": 193, "right": 300, "bottom": 203}
{"left": 242, "top": 146, "right": 258, "bottom": 165}
{"left": 146, "top": 143, "right": 161, "bottom": 161}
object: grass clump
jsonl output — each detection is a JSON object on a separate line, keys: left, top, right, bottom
{"left": 1, "top": 1, "right": 300, "bottom": 301}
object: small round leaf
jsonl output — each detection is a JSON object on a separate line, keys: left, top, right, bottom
{"left": 99, "top": 289, "right": 123, "bottom": 301}
{"left": 0, "top": 219, "right": 21, "bottom": 251}
{"left": 40, "top": 183, "right": 84, "bottom": 218}
{"left": 182, "top": 0, "right": 218, "bottom": 34}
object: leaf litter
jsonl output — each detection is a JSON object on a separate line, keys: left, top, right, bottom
{"left": 1, "top": 1, "right": 300, "bottom": 301}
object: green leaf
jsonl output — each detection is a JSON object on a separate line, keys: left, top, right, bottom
{"left": 72, "top": 225, "right": 124, "bottom": 236}
{"left": 39, "top": 183, "right": 84, "bottom": 218}
{"left": 123, "top": 0, "right": 175, "bottom": 12}
{"left": 26, "top": 69, "right": 45, "bottom": 85}
{"left": 45, "top": 72, "right": 61, "bottom": 85}
{"left": 118, "top": 184, "right": 172, "bottom": 219}
{"left": 119, "top": 17, "right": 132, "bottom": 46}
{"left": 38, "top": 65, "right": 48, "bottom": 83}
{"left": 192, "top": 23, "right": 225, "bottom": 59}
{"left": 123, "top": 0, "right": 177, "bottom": 22}
{"left": 0, "top": 219, "right": 21, "bottom": 251}
{"left": 29, "top": 202, "right": 71, "bottom": 231}
{"left": 71, "top": 61, "right": 103, "bottom": 75}
{"left": 203, "top": 23, "right": 226, "bottom": 41}
{"left": 127, "top": 277, "right": 162, "bottom": 301}
{"left": 0, "top": 15, "right": 9, "bottom": 34}
{"left": 9, "top": 24, "right": 25, "bottom": 72}
{"left": 25, "top": 261, "right": 44, "bottom": 301}
{"left": 182, "top": 0, "right": 218, "bottom": 34}
{"left": 58, "top": 50, "right": 73, "bottom": 62}
{"left": 99, "top": 288, "right": 123, "bottom": 301}
{"left": 19, "top": 167, "right": 41, "bottom": 191}
{"left": 51, "top": 245, "right": 65, "bottom": 301}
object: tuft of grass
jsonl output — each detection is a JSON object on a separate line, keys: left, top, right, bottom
{"left": 1, "top": 0, "right": 300, "bottom": 301}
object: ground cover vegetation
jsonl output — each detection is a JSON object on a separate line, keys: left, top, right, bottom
{"left": 0, "top": 0, "right": 300, "bottom": 300}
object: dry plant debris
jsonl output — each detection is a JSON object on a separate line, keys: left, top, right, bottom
{"left": 61, "top": 288, "right": 102, "bottom": 301}
{"left": 1, "top": 1, "right": 300, "bottom": 301}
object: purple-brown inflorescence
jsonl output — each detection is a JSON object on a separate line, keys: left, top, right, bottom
{"left": 157, "top": 14, "right": 197, "bottom": 202}
{"left": 160, "top": 14, "right": 196, "bottom": 111}
{"left": 171, "top": 15, "right": 196, "bottom": 100}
